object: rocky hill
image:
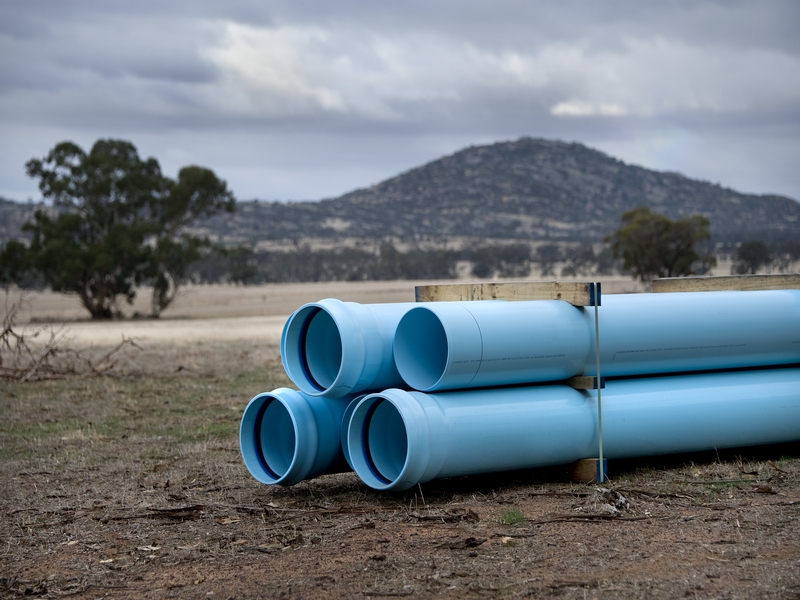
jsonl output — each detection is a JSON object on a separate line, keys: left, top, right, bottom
{"left": 3, "top": 138, "right": 799, "bottom": 246}
{"left": 0, "top": 198, "right": 41, "bottom": 244}
{"left": 200, "top": 138, "right": 799, "bottom": 245}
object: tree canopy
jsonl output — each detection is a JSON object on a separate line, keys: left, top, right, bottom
{"left": 605, "top": 207, "right": 715, "bottom": 282}
{"left": 22, "top": 139, "right": 234, "bottom": 319}
{"left": 148, "top": 165, "right": 235, "bottom": 316}
{"left": 731, "top": 241, "right": 771, "bottom": 275}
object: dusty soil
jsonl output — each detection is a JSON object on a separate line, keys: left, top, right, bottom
{"left": 2, "top": 280, "right": 800, "bottom": 599}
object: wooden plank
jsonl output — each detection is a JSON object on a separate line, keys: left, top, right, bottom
{"left": 565, "top": 376, "right": 605, "bottom": 390}
{"left": 568, "top": 458, "right": 608, "bottom": 484}
{"left": 652, "top": 273, "right": 800, "bottom": 294}
{"left": 415, "top": 281, "right": 600, "bottom": 307}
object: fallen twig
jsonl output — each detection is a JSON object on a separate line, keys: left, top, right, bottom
{"left": 674, "top": 479, "right": 761, "bottom": 485}
{"left": 492, "top": 531, "right": 537, "bottom": 538}
{"left": 436, "top": 536, "right": 486, "bottom": 549}
{"left": 767, "top": 460, "right": 789, "bottom": 474}
{"left": 269, "top": 506, "right": 374, "bottom": 521}
{"left": 407, "top": 509, "right": 480, "bottom": 523}
{"left": 528, "top": 490, "right": 590, "bottom": 498}
{"left": 616, "top": 488, "right": 695, "bottom": 500}
{"left": 528, "top": 513, "right": 653, "bottom": 525}
{"left": 106, "top": 504, "right": 207, "bottom": 521}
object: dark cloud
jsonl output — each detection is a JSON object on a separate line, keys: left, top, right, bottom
{"left": 1, "top": 1, "right": 799, "bottom": 202}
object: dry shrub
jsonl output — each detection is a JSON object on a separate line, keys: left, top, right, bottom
{"left": 1, "top": 293, "right": 139, "bottom": 381}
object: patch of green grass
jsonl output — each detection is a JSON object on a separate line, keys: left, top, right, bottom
{"left": 498, "top": 508, "right": 525, "bottom": 525}
{"left": 0, "top": 444, "right": 23, "bottom": 460}
{"left": 178, "top": 419, "right": 239, "bottom": 437}
{"left": 0, "top": 419, "right": 87, "bottom": 439}
{"left": 0, "top": 341, "right": 284, "bottom": 479}
{"left": 708, "top": 481, "right": 744, "bottom": 492}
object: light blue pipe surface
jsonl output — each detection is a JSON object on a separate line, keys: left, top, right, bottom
{"left": 394, "top": 299, "right": 587, "bottom": 390}
{"left": 394, "top": 290, "right": 800, "bottom": 391}
{"left": 281, "top": 299, "right": 415, "bottom": 398}
{"left": 340, "top": 395, "right": 364, "bottom": 470}
{"left": 347, "top": 369, "right": 800, "bottom": 491}
{"left": 239, "top": 388, "right": 359, "bottom": 486}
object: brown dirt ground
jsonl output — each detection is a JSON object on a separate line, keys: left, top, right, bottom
{"left": 2, "top": 282, "right": 800, "bottom": 599}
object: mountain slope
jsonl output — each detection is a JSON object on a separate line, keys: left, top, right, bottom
{"left": 201, "top": 138, "right": 799, "bottom": 244}
{"left": 3, "top": 138, "right": 799, "bottom": 246}
{"left": 320, "top": 138, "right": 800, "bottom": 242}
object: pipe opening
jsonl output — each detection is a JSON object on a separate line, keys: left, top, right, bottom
{"left": 301, "top": 308, "right": 343, "bottom": 391}
{"left": 364, "top": 399, "right": 408, "bottom": 484}
{"left": 394, "top": 307, "right": 448, "bottom": 390}
{"left": 255, "top": 399, "right": 297, "bottom": 479}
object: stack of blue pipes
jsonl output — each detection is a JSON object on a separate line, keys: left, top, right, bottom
{"left": 240, "top": 290, "right": 800, "bottom": 491}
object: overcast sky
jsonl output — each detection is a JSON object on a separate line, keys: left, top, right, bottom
{"left": 2, "top": 1, "right": 799, "bottom": 203}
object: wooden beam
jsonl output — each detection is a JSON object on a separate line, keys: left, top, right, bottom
{"left": 652, "top": 273, "right": 800, "bottom": 294}
{"left": 414, "top": 281, "right": 600, "bottom": 307}
{"left": 568, "top": 458, "right": 608, "bottom": 484}
{"left": 565, "top": 376, "right": 605, "bottom": 390}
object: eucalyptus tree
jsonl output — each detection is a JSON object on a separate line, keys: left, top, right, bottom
{"left": 24, "top": 139, "right": 234, "bottom": 318}
{"left": 605, "top": 207, "right": 715, "bottom": 283}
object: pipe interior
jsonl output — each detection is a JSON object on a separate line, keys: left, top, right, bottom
{"left": 303, "top": 309, "right": 343, "bottom": 391}
{"left": 394, "top": 308, "right": 448, "bottom": 390}
{"left": 258, "top": 399, "right": 296, "bottom": 478}
{"left": 366, "top": 400, "right": 408, "bottom": 483}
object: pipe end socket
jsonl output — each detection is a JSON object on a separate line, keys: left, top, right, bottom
{"left": 239, "top": 390, "right": 319, "bottom": 486}
{"left": 281, "top": 300, "right": 363, "bottom": 398}
{"left": 347, "top": 390, "right": 432, "bottom": 491}
{"left": 394, "top": 305, "right": 482, "bottom": 391}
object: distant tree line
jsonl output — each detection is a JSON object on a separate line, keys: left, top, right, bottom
{"left": 195, "top": 243, "right": 460, "bottom": 284}
{"left": 729, "top": 240, "right": 800, "bottom": 275}
{"left": 191, "top": 243, "right": 486, "bottom": 284}
{"left": 185, "top": 241, "right": 627, "bottom": 285}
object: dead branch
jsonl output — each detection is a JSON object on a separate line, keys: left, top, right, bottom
{"left": 1, "top": 294, "right": 140, "bottom": 381}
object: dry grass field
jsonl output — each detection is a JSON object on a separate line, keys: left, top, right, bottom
{"left": 2, "top": 279, "right": 799, "bottom": 599}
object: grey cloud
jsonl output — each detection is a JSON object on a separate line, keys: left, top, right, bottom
{"left": 3, "top": 17, "right": 216, "bottom": 88}
{"left": 1, "top": 0, "right": 799, "bottom": 202}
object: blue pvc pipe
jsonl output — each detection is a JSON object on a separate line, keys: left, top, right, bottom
{"left": 393, "top": 290, "right": 800, "bottom": 391}
{"left": 239, "top": 388, "right": 359, "bottom": 486}
{"left": 281, "top": 299, "right": 415, "bottom": 398}
{"left": 340, "top": 393, "right": 366, "bottom": 470}
{"left": 347, "top": 369, "right": 800, "bottom": 491}
{"left": 394, "top": 299, "right": 590, "bottom": 390}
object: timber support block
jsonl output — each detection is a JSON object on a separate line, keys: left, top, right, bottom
{"left": 565, "top": 376, "right": 606, "bottom": 390}
{"left": 653, "top": 273, "right": 800, "bottom": 293}
{"left": 415, "top": 281, "right": 601, "bottom": 307}
{"left": 569, "top": 458, "right": 608, "bottom": 484}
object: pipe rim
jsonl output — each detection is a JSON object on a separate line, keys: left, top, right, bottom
{"left": 340, "top": 394, "right": 365, "bottom": 470}
{"left": 281, "top": 300, "right": 365, "bottom": 398}
{"left": 300, "top": 307, "right": 342, "bottom": 391}
{"left": 347, "top": 389, "right": 430, "bottom": 491}
{"left": 363, "top": 399, "right": 408, "bottom": 484}
{"left": 394, "top": 306, "right": 450, "bottom": 390}
{"left": 239, "top": 390, "right": 318, "bottom": 486}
